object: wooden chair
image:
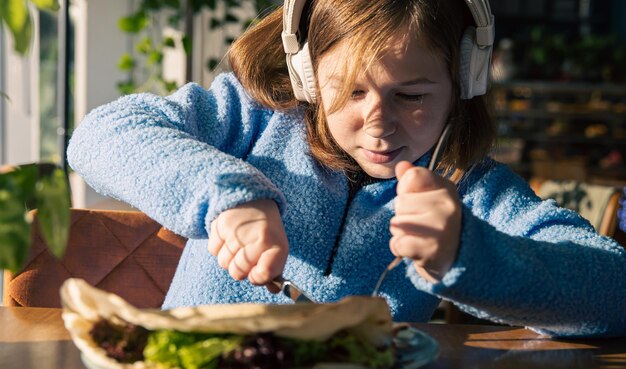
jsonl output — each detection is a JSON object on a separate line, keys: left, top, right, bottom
{"left": 2, "top": 209, "right": 187, "bottom": 308}
{"left": 529, "top": 177, "right": 622, "bottom": 237}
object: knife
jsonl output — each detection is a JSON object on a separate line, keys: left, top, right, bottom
{"left": 271, "top": 275, "right": 316, "bottom": 303}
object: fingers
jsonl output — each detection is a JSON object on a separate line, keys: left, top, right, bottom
{"left": 249, "top": 246, "right": 287, "bottom": 285}
{"left": 208, "top": 216, "right": 286, "bottom": 284}
{"left": 394, "top": 160, "right": 414, "bottom": 180}
{"left": 219, "top": 228, "right": 249, "bottom": 268}
{"left": 394, "top": 189, "right": 458, "bottom": 215}
{"left": 207, "top": 219, "right": 223, "bottom": 256}
{"left": 389, "top": 214, "right": 440, "bottom": 263}
{"left": 391, "top": 162, "right": 462, "bottom": 283}
{"left": 229, "top": 243, "right": 263, "bottom": 281}
{"left": 395, "top": 161, "right": 441, "bottom": 195}
{"left": 209, "top": 218, "right": 250, "bottom": 280}
{"left": 207, "top": 200, "right": 289, "bottom": 287}
{"left": 390, "top": 234, "right": 453, "bottom": 283}
{"left": 390, "top": 213, "right": 443, "bottom": 236}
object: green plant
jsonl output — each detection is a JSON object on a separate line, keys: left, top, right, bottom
{"left": 517, "top": 26, "right": 568, "bottom": 80}
{"left": 514, "top": 26, "right": 626, "bottom": 82}
{"left": 116, "top": 0, "right": 276, "bottom": 95}
{"left": 1, "top": 0, "right": 71, "bottom": 273}
{"left": 0, "top": 165, "right": 70, "bottom": 273}
{"left": 569, "top": 34, "right": 624, "bottom": 82}
{"left": 0, "top": 0, "right": 59, "bottom": 55}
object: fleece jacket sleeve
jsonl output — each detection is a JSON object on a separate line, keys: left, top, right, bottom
{"left": 67, "top": 73, "right": 286, "bottom": 238}
{"left": 408, "top": 161, "right": 626, "bottom": 338}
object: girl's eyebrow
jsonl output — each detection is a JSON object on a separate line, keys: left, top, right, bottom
{"left": 399, "top": 77, "right": 436, "bottom": 85}
{"left": 325, "top": 76, "right": 436, "bottom": 86}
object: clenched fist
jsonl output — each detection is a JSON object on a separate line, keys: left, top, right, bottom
{"left": 208, "top": 199, "right": 288, "bottom": 287}
{"left": 390, "top": 161, "right": 462, "bottom": 283}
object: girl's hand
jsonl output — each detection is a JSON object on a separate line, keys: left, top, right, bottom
{"left": 390, "top": 161, "right": 462, "bottom": 283}
{"left": 207, "top": 199, "right": 288, "bottom": 288}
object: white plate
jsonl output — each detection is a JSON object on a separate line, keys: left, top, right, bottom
{"left": 393, "top": 325, "right": 439, "bottom": 368}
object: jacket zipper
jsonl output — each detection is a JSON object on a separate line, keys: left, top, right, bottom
{"left": 323, "top": 176, "right": 362, "bottom": 276}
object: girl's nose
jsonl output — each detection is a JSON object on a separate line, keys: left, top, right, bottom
{"left": 363, "top": 97, "right": 396, "bottom": 138}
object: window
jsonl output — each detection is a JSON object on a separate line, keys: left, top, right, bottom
{"left": 0, "top": 5, "right": 74, "bottom": 167}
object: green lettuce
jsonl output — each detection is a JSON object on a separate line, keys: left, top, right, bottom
{"left": 142, "top": 329, "right": 393, "bottom": 369}
{"left": 143, "top": 330, "right": 242, "bottom": 369}
{"left": 325, "top": 333, "right": 395, "bottom": 368}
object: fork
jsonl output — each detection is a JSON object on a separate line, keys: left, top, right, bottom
{"left": 371, "top": 124, "right": 451, "bottom": 297}
{"left": 271, "top": 275, "right": 316, "bottom": 303}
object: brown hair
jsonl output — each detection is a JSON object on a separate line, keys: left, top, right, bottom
{"left": 229, "top": 0, "right": 496, "bottom": 182}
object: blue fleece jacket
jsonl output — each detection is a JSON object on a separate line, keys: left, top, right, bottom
{"left": 67, "top": 73, "right": 626, "bottom": 338}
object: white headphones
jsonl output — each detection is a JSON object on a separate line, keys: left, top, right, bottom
{"left": 281, "top": 0, "right": 495, "bottom": 103}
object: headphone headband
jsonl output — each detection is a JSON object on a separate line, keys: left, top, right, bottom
{"left": 281, "top": 0, "right": 306, "bottom": 54}
{"left": 464, "top": 0, "right": 495, "bottom": 47}
{"left": 282, "top": 0, "right": 495, "bottom": 102}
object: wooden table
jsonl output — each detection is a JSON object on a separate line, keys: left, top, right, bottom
{"left": 1, "top": 306, "right": 625, "bottom": 369}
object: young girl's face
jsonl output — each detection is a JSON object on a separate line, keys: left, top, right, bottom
{"left": 317, "top": 35, "right": 453, "bottom": 179}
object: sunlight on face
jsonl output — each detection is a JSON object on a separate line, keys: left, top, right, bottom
{"left": 317, "top": 35, "right": 453, "bottom": 179}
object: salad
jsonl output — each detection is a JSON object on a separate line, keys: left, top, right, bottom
{"left": 60, "top": 278, "right": 396, "bottom": 369}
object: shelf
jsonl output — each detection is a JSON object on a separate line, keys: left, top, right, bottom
{"left": 492, "top": 80, "right": 626, "bottom": 182}
{"left": 495, "top": 110, "right": 625, "bottom": 121}
{"left": 492, "top": 81, "right": 626, "bottom": 95}
{"left": 499, "top": 134, "right": 625, "bottom": 145}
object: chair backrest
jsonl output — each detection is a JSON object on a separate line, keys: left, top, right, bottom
{"left": 2, "top": 209, "right": 187, "bottom": 308}
{"left": 529, "top": 178, "right": 622, "bottom": 237}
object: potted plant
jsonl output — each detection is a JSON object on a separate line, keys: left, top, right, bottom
{"left": 116, "top": 0, "right": 277, "bottom": 95}
{"left": 1, "top": 0, "right": 71, "bottom": 273}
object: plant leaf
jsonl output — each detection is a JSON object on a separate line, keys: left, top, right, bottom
{"left": 224, "top": 13, "right": 238, "bottom": 23}
{"left": 117, "top": 80, "right": 136, "bottom": 95}
{"left": 181, "top": 35, "right": 192, "bottom": 55}
{"left": 167, "top": 13, "right": 181, "bottom": 27}
{"left": 118, "top": 12, "right": 148, "bottom": 33}
{"left": 1, "top": 0, "right": 28, "bottom": 33}
{"left": 0, "top": 193, "right": 32, "bottom": 273}
{"left": 163, "top": 0, "right": 179, "bottom": 9}
{"left": 209, "top": 18, "right": 221, "bottom": 30}
{"left": 163, "top": 80, "right": 178, "bottom": 92}
{"left": 147, "top": 50, "right": 163, "bottom": 65}
{"left": 1, "top": 0, "right": 33, "bottom": 54}
{"left": 35, "top": 165, "right": 70, "bottom": 259}
{"left": 30, "top": 0, "right": 60, "bottom": 11}
{"left": 163, "top": 36, "right": 176, "bottom": 48}
{"left": 206, "top": 58, "right": 219, "bottom": 71}
{"left": 136, "top": 36, "right": 153, "bottom": 54}
{"left": 117, "top": 53, "right": 136, "bottom": 71}
{"left": 0, "top": 165, "right": 37, "bottom": 273}
{"left": 191, "top": 0, "right": 215, "bottom": 11}
{"left": 140, "top": 0, "right": 161, "bottom": 11}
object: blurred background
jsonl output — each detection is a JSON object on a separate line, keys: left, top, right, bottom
{"left": 1, "top": 0, "right": 625, "bottom": 207}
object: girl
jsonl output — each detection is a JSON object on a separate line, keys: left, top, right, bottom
{"left": 67, "top": 0, "right": 626, "bottom": 338}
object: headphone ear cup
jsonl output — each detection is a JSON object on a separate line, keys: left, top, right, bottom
{"left": 459, "top": 26, "right": 492, "bottom": 100}
{"left": 288, "top": 42, "right": 317, "bottom": 103}
{"left": 459, "top": 27, "right": 476, "bottom": 100}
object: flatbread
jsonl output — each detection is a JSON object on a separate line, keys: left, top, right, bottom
{"left": 61, "top": 278, "right": 394, "bottom": 369}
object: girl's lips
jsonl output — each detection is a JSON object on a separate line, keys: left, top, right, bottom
{"left": 362, "top": 147, "right": 403, "bottom": 164}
